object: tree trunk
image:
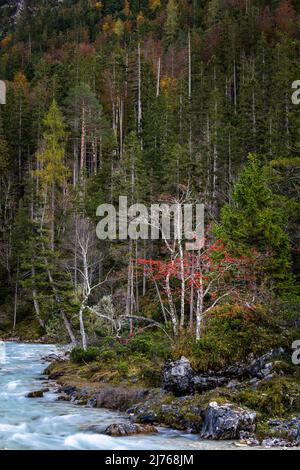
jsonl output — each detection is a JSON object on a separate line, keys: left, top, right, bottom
{"left": 195, "top": 284, "right": 203, "bottom": 341}
{"left": 31, "top": 267, "right": 45, "bottom": 329}
{"left": 233, "top": 60, "right": 237, "bottom": 114}
{"left": 44, "top": 259, "right": 76, "bottom": 345}
{"left": 80, "top": 105, "right": 86, "bottom": 172}
{"left": 156, "top": 57, "right": 161, "bottom": 98}
{"left": 79, "top": 301, "right": 87, "bottom": 350}
{"left": 13, "top": 260, "right": 19, "bottom": 331}
{"left": 137, "top": 41, "right": 143, "bottom": 149}
{"left": 179, "top": 241, "right": 185, "bottom": 329}
{"left": 51, "top": 181, "right": 55, "bottom": 251}
{"left": 189, "top": 255, "right": 194, "bottom": 330}
{"left": 165, "top": 273, "right": 178, "bottom": 337}
{"left": 188, "top": 30, "right": 192, "bottom": 100}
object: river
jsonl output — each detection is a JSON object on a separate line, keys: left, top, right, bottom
{"left": 0, "top": 341, "right": 247, "bottom": 450}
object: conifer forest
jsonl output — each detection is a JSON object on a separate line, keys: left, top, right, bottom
{"left": 0, "top": 0, "right": 300, "bottom": 452}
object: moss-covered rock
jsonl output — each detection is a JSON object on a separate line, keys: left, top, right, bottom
{"left": 235, "top": 377, "right": 300, "bottom": 417}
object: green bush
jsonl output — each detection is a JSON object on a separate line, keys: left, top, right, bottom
{"left": 128, "top": 331, "right": 170, "bottom": 359}
{"left": 173, "top": 304, "right": 288, "bottom": 371}
{"left": 70, "top": 346, "right": 101, "bottom": 363}
{"left": 116, "top": 360, "right": 129, "bottom": 375}
{"left": 98, "top": 348, "right": 117, "bottom": 362}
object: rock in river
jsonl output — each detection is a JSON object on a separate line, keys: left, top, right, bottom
{"left": 105, "top": 422, "right": 157, "bottom": 437}
{"left": 201, "top": 402, "right": 256, "bottom": 440}
{"left": 27, "top": 390, "right": 44, "bottom": 398}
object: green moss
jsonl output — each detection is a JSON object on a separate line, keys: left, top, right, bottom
{"left": 235, "top": 377, "right": 300, "bottom": 417}
{"left": 255, "top": 420, "right": 293, "bottom": 441}
{"left": 272, "top": 360, "right": 297, "bottom": 376}
{"left": 135, "top": 389, "right": 253, "bottom": 432}
{"left": 255, "top": 421, "right": 272, "bottom": 440}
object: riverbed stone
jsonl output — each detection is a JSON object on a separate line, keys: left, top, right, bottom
{"left": 105, "top": 422, "right": 157, "bottom": 436}
{"left": 261, "top": 437, "right": 294, "bottom": 447}
{"left": 27, "top": 390, "right": 44, "bottom": 398}
{"left": 96, "top": 386, "right": 151, "bottom": 411}
{"left": 87, "top": 397, "right": 97, "bottom": 408}
{"left": 296, "top": 425, "right": 300, "bottom": 445}
{"left": 266, "top": 415, "right": 300, "bottom": 444}
{"left": 200, "top": 401, "right": 256, "bottom": 440}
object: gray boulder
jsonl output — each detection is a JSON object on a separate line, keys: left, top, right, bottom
{"left": 201, "top": 401, "right": 256, "bottom": 440}
{"left": 105, "top": 422, "right": 157, "bottom": 436}
{"left": 267, "top": 416, "right": 300, "bottom": 445}
{"left": 219, "top": 348, "right": 284, "bottom": 380}
{"left": 162, "top": 349, "right": 285, "bottom": 397}
{"left": 296, "top": 425, "right": 300, "bottom": 445}
{"left": 261, "top": 438, "right": 294, "bottom": 448}
{"left": 246, "top": 348, "right": 284, "bottom": 378}
{"left": 192, "top": 375, "right": 228, "bottom": 392}
{"left": 162, "top": 356, "right": 193, "bottom": 395}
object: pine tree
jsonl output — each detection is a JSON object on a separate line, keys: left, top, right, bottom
{"left": 216, "top": 154, "right": 293, "bottom": 291}
{"left": 35, "top": 100, "right": 68, "bottom": 251}
{"left": 0, "top": 112, "right": 10, "bottom": 174}
{"left": 164, "top": 0, "right": 179, "bottom": 40}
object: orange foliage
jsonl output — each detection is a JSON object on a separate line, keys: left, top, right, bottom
{"left": 275, "top": 0, "right": 297, "bottom": 36}
{"left": 102, "top": 22, "right": 111, "bottom": 33}
{"left": 202, "top": 24, "right": 223, "bottom": 62}
{"left": 260, "top": 6, "right": 274, "bottom": 38}
{"left": 43, "top": 53, "right": 55, "bottom": 65}
{"left": 0, "top": 35, "right": 12, "bottom": 48}
{"left": 149, "top": 0, "right": 161, "bottom": 10}
{"left": 124, "top": 0, "right": 130, "bottom": 17}
{"left": 125, "top": 20, "right": 132, "bottom": 32}
{"left": 137, "top": 12, "right": 145, "bottom": 28}
{"left": 13, "top": 72, "right": 29, "bottom": 93}
{"left": 77, "top": 43, "right": 95, "bottom": 56}
{"left": 160, "top": 75, "right": 177, "bottom": 93}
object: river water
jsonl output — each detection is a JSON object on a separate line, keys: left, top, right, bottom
{"left": 0, "top": 341, "right": 245, "bottom": 450}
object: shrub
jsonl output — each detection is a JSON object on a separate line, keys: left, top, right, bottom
{"left": 193, "top": 305, "right": 284, "bottom": 370}
{"left": 70, "top": 346, "right": 101, "bottom": 363}
{"left": 128, "top": 331, "right": 170, "bottom": 359}
{"left": 172, "top": 304, "right": 288, "bottom": 371}
{"left": 116, "top": 360, "right": 129, "bottom": 376}
{"left": 98, "top": 348, "right": 117, "bottom": 362}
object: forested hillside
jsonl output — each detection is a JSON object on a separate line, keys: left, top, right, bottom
{"left": 0, "top": 0, "right": 299, "bottom": 356}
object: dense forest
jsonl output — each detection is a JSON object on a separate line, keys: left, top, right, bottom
{"left": 0, "top": 0, "right": 299, "bottom": 356}
{"left": 1, "top": 1, "right": 300, "bottom": 449}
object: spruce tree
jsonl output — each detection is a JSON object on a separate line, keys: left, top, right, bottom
{"left": 216, "top": 154, "right": 293, "bottom": 291}
{"left": 35, "top": 99, "right": 68, "bottom": 251}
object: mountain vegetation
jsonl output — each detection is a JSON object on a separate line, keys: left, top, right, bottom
{"left": 0, "top": 1, "right": 299, "bottom": 367}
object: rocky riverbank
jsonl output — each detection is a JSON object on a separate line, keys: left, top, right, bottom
{"left": 41, "top": 348, "right": 300, "bottom": 447}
